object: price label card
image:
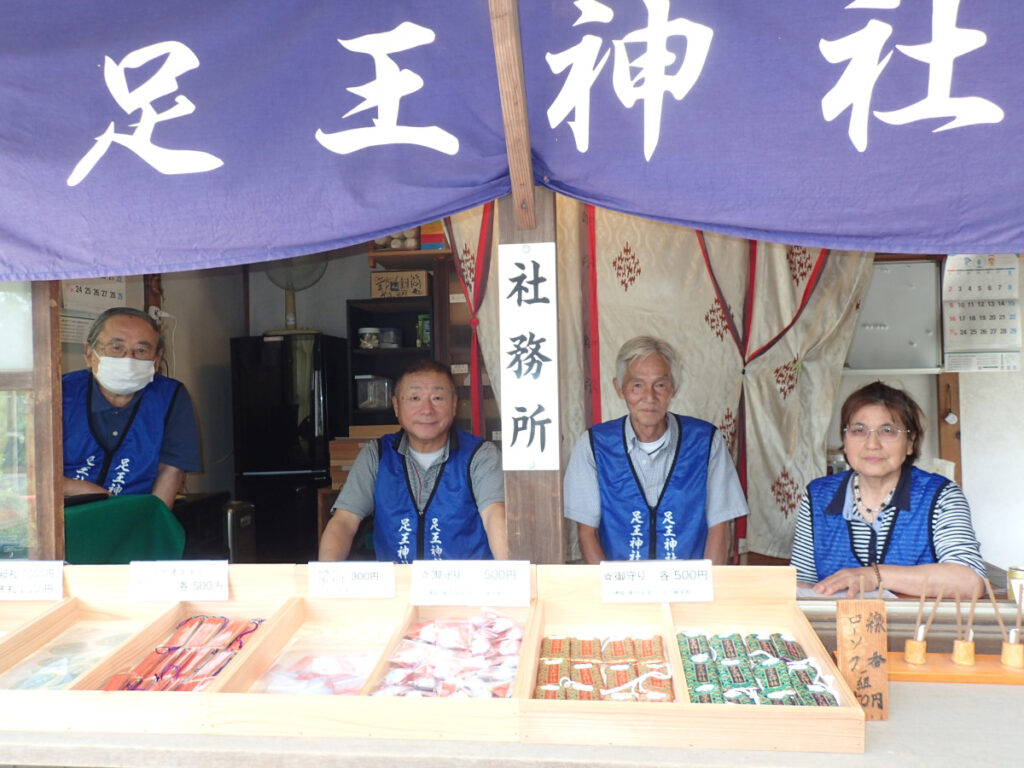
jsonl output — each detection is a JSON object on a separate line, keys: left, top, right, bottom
{"left": 835, "top": 598, "right": 889, "bottom": 720}
{"left": 410, "top": 560, "right": 531, "bottom": 606}
{"left": 0, "top": 560, "right": 63, "bottom": 601}
{"left": 129, "top": 560, "right": 229, "bottom": 602}
{"left": 600, "top": 560, "right": 714, "bottom": 603}
{"left": 308, "top": 561, "right": 395, "bottom": 599}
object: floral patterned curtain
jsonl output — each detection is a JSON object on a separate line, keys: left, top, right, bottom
{"left": 454, "top": 196, "right": 873, "bottom": 561}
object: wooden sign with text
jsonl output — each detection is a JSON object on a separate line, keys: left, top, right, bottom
{"left": 835, "top": 598, "right": 889, "bottom": 721}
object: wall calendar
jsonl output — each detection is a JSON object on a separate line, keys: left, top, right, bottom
{"left": 943, "top": 254, "right": 1020, "bottom": 372}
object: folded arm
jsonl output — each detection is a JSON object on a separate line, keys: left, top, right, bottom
{"left": 318, "top": 508, "right": 363, "bottom": 561}
{"left": 577, "top": 523, "right": 605, "bottom": 564}
{"left": 62, "top": 477, "right": 110, "bottom": 498}
{"left": 703, "top": 521, "right": 730, "bottom": 565}
{"left": 813, "top": 562, "right": 983, "bottom": 599}
{"left": 480, "top": 501, "right": 508, "bottom": 560}
{"left": 150, "top": 463, "right": 185, "bottom": 511}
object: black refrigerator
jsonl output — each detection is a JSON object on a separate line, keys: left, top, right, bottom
{"left": 230, "top": 333, "right": 347, "bottom": 563}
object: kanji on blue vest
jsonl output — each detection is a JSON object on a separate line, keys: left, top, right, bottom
{"left": 808, "top": 466, "right": 947, "bottom": 579}
{"left": 62, "top": 369, "right": 182, "bottom": 497}
{"left": 591, "top": 414, "right": 713, "bottom": 561}
{"left": 372, "top": 429, "right": 492, "bottom": 563}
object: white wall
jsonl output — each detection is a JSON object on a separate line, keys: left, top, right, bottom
{"left": 160, "top": 266, "right": 247, "bottom": 496}
{"left": 960, "top": 369, "right": 1024, "bottom": 573}
{"left": 247, "top": 246, "right": 371, "bottom": 338}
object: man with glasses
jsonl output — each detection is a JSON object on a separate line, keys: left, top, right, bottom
{"left": 319, "top": 359, "right": 507, "bottom": 562}
{"left": 62, "top": 307, "right": 200, "bottom": 511}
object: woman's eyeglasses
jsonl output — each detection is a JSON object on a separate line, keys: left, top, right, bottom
{"left": 843, "top": 424, "right": 910, "bottom": 442}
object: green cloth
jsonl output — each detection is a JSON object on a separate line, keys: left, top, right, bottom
{"left": 64, "top": 494, "right": 186, "bottom": 564}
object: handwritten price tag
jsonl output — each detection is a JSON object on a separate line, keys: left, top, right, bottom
{"left": 308, "top": 561, "right": 395, "bottom": 599}
{"left": 0, "top": 560, "right": 63, "bottom": 601}
{"left": 410, "top": 560, "right": 531, "bottom": 606}
{"left": 835, "top": 598, "right": 889, "bottom": 720}
{"left": 600, "top": 560, "right": 714, "bottom": 603}
{"left": 129, "top": 560, "right": 229, "bottom": 602}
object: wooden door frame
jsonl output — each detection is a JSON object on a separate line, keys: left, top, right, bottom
{"left": 0, "top": 282, "right": 63, "bottom": 559}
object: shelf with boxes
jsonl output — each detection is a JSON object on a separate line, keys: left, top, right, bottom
{"left": 347, "top": 296, "right": 437, "bottom": 429}
{"left": 350, "top": 226, "right": 454, "bottom": 432}
{"left": 0, "top": 564, "right": 864, "bottom": 753}
{"left": 368, "top": 221, "right": 451, "bottom": 270}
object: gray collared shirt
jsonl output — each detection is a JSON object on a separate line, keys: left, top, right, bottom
{"left": 332, "top": 431, "right": 504, "bottom": 519}
{"left": 563, "top": 414, "right": 748, "bottom": 529}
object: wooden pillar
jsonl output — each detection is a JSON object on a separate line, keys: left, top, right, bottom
{"left": 31, "top": 281, "right": 63, "bottom": 560}
{"left": 498, "top": 190, "right": 564, "bottom": 563}
{"left": 143, "top": 273, "right": 163, "bottom": 315}
{"left": 488, "top": 0, "right": 535, "bottom": 230}
{"left": 937, "top": 372, "right": 962, "bottom": 486}
{"left": 579, "top": 204, "right": 598, "bottom": 428}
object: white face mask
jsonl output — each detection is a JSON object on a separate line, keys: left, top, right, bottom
{"left": 94, "top": 356, "right": 156, "bottom": 395}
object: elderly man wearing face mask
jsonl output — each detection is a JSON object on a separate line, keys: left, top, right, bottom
{"left": 62, "top": 307, "right": 200, "bottom": 511}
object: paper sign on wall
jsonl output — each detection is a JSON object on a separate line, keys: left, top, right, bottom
{"left": 0, "top": 560, "right": 63, "bottom": 601}
{"left": 600, "top": 560, "right": 714, "bottom": 603}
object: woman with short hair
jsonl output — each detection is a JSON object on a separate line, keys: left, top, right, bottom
{"left": 791, "top": 381, "right": 985, "bottom": 598}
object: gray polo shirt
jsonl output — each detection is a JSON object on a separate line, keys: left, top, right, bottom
{"left": 332, "top": 431, "right": 504, "bottom": 519}
{"left": 563, "top": 414, "right": 747, "bottom": 529}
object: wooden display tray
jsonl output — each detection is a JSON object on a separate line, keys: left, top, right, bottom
{"left": 520, "top": 565, "right": 864, "bottom": 753}
{"left": 0, "top": 565, "right": 530, "bottom": 742}
{"left": 889, "top": 652, "right": 1024, "bottom": 684}
{"left": 0, "top": 598, "right": 60, "bottom": 640}
{"left": 0, "top": 595, "right": 166, "bottom": 685}
{"left": 0, "top": 564, "right": 863, "bottom": 753}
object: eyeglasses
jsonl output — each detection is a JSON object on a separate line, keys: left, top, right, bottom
{"left": 93, "top": 340, "right": 157, "bottom": 360}
{"left": 843, "top": 424, "right": 910, "bottom": 442}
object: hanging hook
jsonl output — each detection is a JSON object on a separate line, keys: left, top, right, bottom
{"left": 944, "top": 382, "right": 958, "bottom": 425}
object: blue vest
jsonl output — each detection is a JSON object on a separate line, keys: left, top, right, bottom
{"left": 808, "top": 466, "right": 947, "bottom": 579}
{"left": 372, "top": 429, "right": 493, "bottom": 563}
{"left": 591, "top": 415, "right": 713, "bottom": 561}
{"left": 62, "top": 369, "right": 181, "bottom": 496}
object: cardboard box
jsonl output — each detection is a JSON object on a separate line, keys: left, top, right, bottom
{"left": 370, "top": 270, "right": 430, "bottom": 298}
{"left": 330, "top": 438, "right": 371, "bottom": 488}
{"left": 419, "top": 221, "right": 446, "bottom": 250}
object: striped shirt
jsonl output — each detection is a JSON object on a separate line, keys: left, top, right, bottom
{"left": 790, "top": 476, "right": 986, "bottom": 583}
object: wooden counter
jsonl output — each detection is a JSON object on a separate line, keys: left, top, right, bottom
{"left": 0, "top": 681, "right": 1016, "bottom": 768}
{"left": 2, "top": 563, "right": 1017, "bottom": 765}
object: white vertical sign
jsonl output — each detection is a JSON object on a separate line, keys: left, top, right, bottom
{"left": 498, "top": 243, "right": 559, "bottom": 471}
